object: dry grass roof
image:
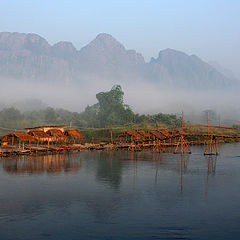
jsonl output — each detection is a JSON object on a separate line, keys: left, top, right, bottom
{"left": 64, "top": 129, "right": 84, "bottom": 139}
{"left": 137, "top": 130, "right": 152, "bottom": 138}
{"left": 46, "top": 129, "right": 67, "bottom": 138}
{"left": 149, "top": 130, "right": 167, "bottom": 139}
{"left": 118, "top": 130, "right": 143, "bottom": 139}
{"left": 28, "top": 130, "right": 51, "bottom": 139}
{"left": 3, "top": 132, "right": 35, "bottom": 141}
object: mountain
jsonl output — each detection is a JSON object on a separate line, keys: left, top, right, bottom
{"left": 208, "top": 61, "right": 238, "bottom": 81}
{"left": 146, "top": 49, "right": 229, "bottom": 88}
{"left": 78, "top": 33, "right": 145, "bottom": 78}
{"left": 0, "top": 31, "right": 235, "bottom": 89}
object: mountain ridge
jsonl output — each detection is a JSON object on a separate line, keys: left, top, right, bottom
{"left": 0, "top": 31, "right": 237, "bottom": 89}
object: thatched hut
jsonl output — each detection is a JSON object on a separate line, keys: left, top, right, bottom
{"left": 3, "top": 132, "right": 35, "bottom": 150}
{"left": 118, "top": 130, "right": 144, "bottom": 143}
{"left": 46, "top": 129, "right": 67, "bottom": 142}
{"left": 149, "top": 130, "right": 166, "bottom": 140}
{"left": 64, "top": 129, "right": 84, "bottom": 144}
{"left": 28, "top": 130, "right": 53, "bottom": 147}
{"left": 28, "top": 130, "right": 51, "bottom": 141}
{"left": 3, "top": 132, "right": 35, "bottom": 142}
{"left": 137, "top": 131, "right": 152, "bottom": 140}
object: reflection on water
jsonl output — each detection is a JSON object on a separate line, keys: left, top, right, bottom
{"left": 2, "top": 153, "right": 82, "bottom": 174}
{"left": 205, "top": 155, "right": 217, "bottom": 195}
{"left": 96, "top": 151, "right": 123, "bottom": 189}
{"left": 0, "top": 145, "right": 240, "bottom": 240}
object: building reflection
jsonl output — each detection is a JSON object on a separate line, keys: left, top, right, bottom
{"left": 3, "top": 153, "right": 82, "bottom": 174}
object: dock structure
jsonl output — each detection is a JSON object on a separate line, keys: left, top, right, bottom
{"left": 1, "top": 114, "right": 240, "bottom": 157}
{"left": 3, "top": 132, "right": 35, "bottom": 152}
{"left": 0, "top": 125, "right": 86, "bottom": 157}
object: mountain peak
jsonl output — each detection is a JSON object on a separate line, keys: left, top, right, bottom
{"left": 52, "top": 41, "right": 77, "bottom": 58}
{"left": 158, "top": 48, "right": 188, "bottom": 58}
{"left": 95, "top": 33, "right": 115, "bottom": 41}
{"left": 79, "top": 33, "right": 144, "bottom": 71}
{"left": 84, "top": 33, "right": 125, "bottom": 52}
{"left": 0, "top": 32, "right": 50, "bottom": 53}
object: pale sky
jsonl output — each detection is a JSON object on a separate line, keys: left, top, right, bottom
{"left": 1, "top": 0, "right": 239, "bottom": 77}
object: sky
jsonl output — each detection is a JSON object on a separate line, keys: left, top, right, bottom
{"left": 0, "top": 0, "right": 239, "bottom": 77}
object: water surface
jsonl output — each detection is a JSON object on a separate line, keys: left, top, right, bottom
{"left": 0, "top": 144, "right": 240, "bottom": 239}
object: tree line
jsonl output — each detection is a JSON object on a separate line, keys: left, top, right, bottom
{"left": 0, "top": 85, "right": 182, "bottom": 133}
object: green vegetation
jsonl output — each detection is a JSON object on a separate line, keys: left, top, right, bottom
{"left": 0, "top": 85, "right": 240, "bottom": 144}
{"left": 0, "top": 85, "right": 182, "bottom": 136}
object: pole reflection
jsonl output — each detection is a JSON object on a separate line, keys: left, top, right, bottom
{"left": 205, "top": 155, "right": 218, "bottom": 195}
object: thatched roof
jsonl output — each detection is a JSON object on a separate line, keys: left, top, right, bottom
{"left": 64, "top": 129, "right": 84, "bottom": 139}
{"left": 174, "top": 130, "right": 189, "bottom": 136}
{"left": 137, "top": 130, "right": 152, "bottom": 138}
{"left": 158, "top": 130, "right": 173, "bottom": 137}
{"left": 46, "top": 129, "right": 67, "bottom": 139}
{"left": 149, "top": 130, "right": 166, "bottom": 139}
{"left": 118, "top": 130, "right": 143, "bottom": 139}
{"left": 3, "top": 132, "right": 35, "bottom": 141}
{"left": 28, "top": 130, "right": 51, "bottom": 139}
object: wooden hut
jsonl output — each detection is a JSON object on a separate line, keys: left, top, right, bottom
{"left": 3, "top": 132, "right": 35, "bottom": 150}
{"left": 64, "top": 129, "right": 84, "bottom": 144}
{"left": 28, "top": 130, "right": 51, "bottom": 141}
{"left": 137, "top": 131, "right": 152, "bottom": 140}
{"left": 28, "top": 130, "right": 52, "bottom": 147}
{"left": 46, "top": 129, "right": 67, "bottom": 142}
{"left": 118, "top": 130, "right": 144, "bottom": 142}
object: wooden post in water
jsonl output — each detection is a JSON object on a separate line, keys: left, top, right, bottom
{"left": 12, "top": 136, "right": 14, "bottom": 152}
{"left": 174, "top": 111, "right": 191, "bottom": 154}
{"left": 204, "top": 111, "right": 219, "bottom": 155}
{"left": 110, "top": 131, "right": 113, "bottom": 144}
{"left": 182, "top": 111, "right": 184, "bottom": 130}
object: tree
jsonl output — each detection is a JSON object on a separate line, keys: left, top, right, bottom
{"left": 44, "top": 107, "right": 57, "bottom": 123}
{"left": 0, "top": 107, "right": 23, "bottom": 122}
{"left": 96, "top": 85, "right": 134, "bottom": 126}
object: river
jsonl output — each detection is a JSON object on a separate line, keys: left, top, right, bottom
{"left": 0, "top": 144, "right": 240, "bottom": 239}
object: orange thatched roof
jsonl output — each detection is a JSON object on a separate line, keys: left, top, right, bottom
{"left": 3, "top": 132, "right": 35, "bottom": 141}
{"left": 149, "top": 130, "right": 167, "bottom": 139}
{"left": 158, "top": 130, "right": 173, "bottom": 137}
{"left": 174, "top": 130, "right": 189, "bottom": 136}
{"left": 64, "top": 129, "right": 84, "bottom": 139}
{"left": 137, "top": 130, "right": 152, "bottom": 138}
{"left": 46, "top": 129, "right": 67, "bottom": 138}
{"left": 118, "top": 130, "right": 143, "bottom": 139}
{"left": 28, "top": 130, "right": 51, "bottom": 139}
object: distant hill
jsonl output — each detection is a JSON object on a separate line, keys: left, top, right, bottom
{"left": 208, "top": 61, "right": 239, "bottom": 82}
{"left": 0, "top": 31, "right": 236, "bottom": 89}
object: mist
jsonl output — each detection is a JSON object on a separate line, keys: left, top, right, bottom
{"left": 1, "top": 77, "right": 240, "bottom": 125}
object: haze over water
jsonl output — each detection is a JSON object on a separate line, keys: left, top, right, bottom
{"left": 0, "top": 144, "right": 240, "bottom": 239}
